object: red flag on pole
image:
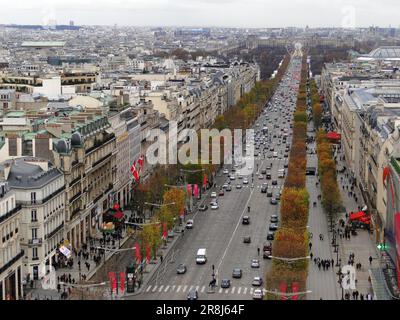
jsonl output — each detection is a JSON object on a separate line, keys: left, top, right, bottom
{"left": 162, "top": 222, "right": 168, "bottom": 239}
{"left": 203, "top": 174, "right": 208, "bottom": 188}
{"left": 108, "top": 272, "right": 117, "bottom": 293}
{"left": 291, "top": 282, "right": 299, "bottom": 300}
{"left": 193, "top": 184, "right": 199, "bottom": 198}
{"left": 279, "top": 282, "right": 287, "bottom": 300}
{"left": 186, "top": 184, "right": 192, "bottom": 196}
{"left": 146, "top": 245, "right": 151, "bottom": 263}
{"left": 119, "top": 272, "right": 125, "bottom": 294}
{"left": 130, "top": 161, "right": 139, "bottom": 182}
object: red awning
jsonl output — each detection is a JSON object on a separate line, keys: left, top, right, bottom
{"left": 349, "top": 211, "right": 367, "bottom": 220}
{"left": 326, "top": 132, "right": 341, "bottom": 140}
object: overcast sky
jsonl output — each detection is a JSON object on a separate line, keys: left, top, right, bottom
{"left": 1, "top": 0, "right": 400, "bottom": 28}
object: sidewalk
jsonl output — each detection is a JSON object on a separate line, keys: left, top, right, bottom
{"left": 333, "top": 146, "right": 379, "bottom": 299}
{"left": 306, "top": 121, "right": 339, "bottom": 300}
{"left": 24, "top": 228, "right": 132, "bottom": 300}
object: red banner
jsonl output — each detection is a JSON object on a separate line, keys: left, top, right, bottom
{"left": 203, "top": 174, "right": 208, "bottom": 188}
{"left": 138, "top": 155, "right": 144, "bottom": 173}
{"left": 146, "top": 245, "right": 151, "bottom": 263}
{"left": 108, "top": 272, "right": 117, "bottom": 293}
{"left": 279, "top": 282, "right": 287, "bottom": 300}
{"left": 187, "top": 184, "right": 192, "bottom": 196}
{"left": 119, "top": 272, "right": 125, "bottom": 294}
{"left": 193, "top": 184, "right": 199, "bottom": 198}
{"left": 291, "top": 282, "right": 299, "bottom": 300}
{"left": 163, "top": 222, "right": 168, "bottom": 239}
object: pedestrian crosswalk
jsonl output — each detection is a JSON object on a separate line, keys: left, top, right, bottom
{"left": 144, "top": 284, "right": 266, "bottom": 296}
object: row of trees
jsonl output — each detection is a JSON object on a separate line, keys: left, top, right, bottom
{"left": 133, "top": 55, "right": 292, "bottom": 261}
{"left": 310, "top": 79, "right": 323, "bottom": 130}
{"left": 266, "top": 56, "right": 310, "bottom": 300}
{"left": 315, "top": 130, "right": 344, "bottom": 230}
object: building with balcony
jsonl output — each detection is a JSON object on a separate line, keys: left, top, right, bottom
{"left": 0, "top": 181, "right": 23, "bottom": 300}
{"left": 0, "top": 157, "right": 65, "bottom": 282}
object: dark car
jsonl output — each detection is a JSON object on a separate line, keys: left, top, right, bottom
{"left": 221, "top": 279, "right": 231, "bottom": 288}
{"left": 177, "top": 263, "right": 187, "bottom": 274}
{"left": 198, "top": 204, "right": 208, "bottom": 211}
{"left": 261, "top": 185, "right": 268, "bottom": 193}
{"left": 270, "top": 198, "right": 278, "bottom": 205}
{"left": 226, "top": 185, "right": 232, "bottom": 192}
{"left": 261, "top": 169, "right": 267, "bottom": 174}
{"left": 232, "top": 268, "right": 243, "bottom": 278}
{"left": 267, "top": 231, "right": 275, "bottom": 241}
{"left": 269, "top": 223, "right": 279, "bottom": 231}
{"left": 219, "top": 190, "right": 225, "bottom": 196}
{"left": 266, "top": 173, "right": 272, "bottom": 180}
{"left": 242, "top": 216, "right": 250, "bottom": 225}
{"left": 243, "top": 236, "right": 251, "bottom": 243}
{"left": 267, "top": 190, "right": 273, "bottom": 197}
{"left": 187, "top": 290, "right": 198, "bottom": 300}
{"left": 272, "top": 180, "right": 278, "bottom": 185}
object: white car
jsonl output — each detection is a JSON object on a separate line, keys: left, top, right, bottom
{"left": 253, "top": 289, "right": 264, "bottom": 300}
{"left": 210, "top": 202, "right": 219, "bottom": 210}
{"left": 251, "top": 259, "right": 260, "bottom": 268}
{"left": 243, "top": 178, "right": 249, "bottom": 184}
{"left": 186, "top": 219, "right": 194, "bottom": 229}
{"left": 211, "top": 192, "right": 217, "bottom": 198}
{"left": 223, "top": 168, "right": 229, "bottom": 174}
{"left": 229, "top": 175, "right": 236, "bottom": 180}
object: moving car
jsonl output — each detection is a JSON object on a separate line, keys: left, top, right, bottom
{"left": 242, "top": 216, "right": 250, "bottom": 225}
{"left": 226, "top": 185, "right": 232, "bottom": 192}
{"left": 253, "top": 289, "right": 264, "bottom": 300}
{"left": 236, "top": 184, "right": 243, "bottom": 189}
{"left": 270, "top": 197, "right": 278, "bottom": 205}
{"left": 243, "top": 178, "right": 249, "bottom": 185}
{"left": 196, "top": 248, "right": 207, "bottom": 264}
{"left": 232, "top": 268, "right": 243, "bottom": 278}
{"left": 223, "top": 168, "right": 229, "bottom": 174}
{"left": 187, "top": 290, "right": 198, "bottom": 300}
{"left": 251, "top": 259, "right": 260, "bottom": 268}
{"left": 272, "top": 179, "right": 278, "bottom": 185}
{"left": 261, "top": 184, "right": 268, "bottom": 193}
{"left": 270, "top": 215, "right": 279, "bottom": 223}
{"left": 269, "top": 223, "right": 279, "bottom": 231}
{"left": 221, "top": 279, "right": 231, "bottom": 289}
{"left": 243, "top": 236, "right": 251, "bottom": 243}
{"left": 258, "top": 174, "right": 264, "bottom": 180}
{"left": 211, "top": 192, "right": 217, "bottom": 198}
{"left": 186, "top": 219, "right": 194, "bottom": 229}
{"left": 219, "top": 190, "right": 225, "bottom": 196}
{"left": 252, "top": 277, "right": 263, "bottom": 287}
{"left": 267, "top": 190, "right": 273, "bottom": 197}
{"left": 177, "top": 263, "right": 187, "bottom": 274}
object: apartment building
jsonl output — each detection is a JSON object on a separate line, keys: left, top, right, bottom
{"left": 0, "top": 181, "right": 23, "bottom": 300}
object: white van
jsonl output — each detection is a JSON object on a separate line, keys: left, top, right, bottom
{"left": 196, "top": 248, "right": 207, "bottom": 264}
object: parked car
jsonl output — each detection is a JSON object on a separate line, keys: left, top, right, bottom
{"left": 243, "top": 236, "right": 251, "bottom": 243}
{"left": 269, "top": 223, "right": 279, "bottom": 231}
{"left": 267, "top": 231, "right": 275, "bottom": 241}
{"left": 198, "top": 204, "right": 208, "bottom": 211}
{"left": 270, "top": 215, "right": 279, "bottom": 223}
{"left": 253, "top": 289, "right": 264, "bottom": 300}
{"left": 242, "top": 216, "right": 250, "bottom": 225}
{"left": 210, "top": 202, "right": 219, "bottom": 210}
{"left": 219, "top": 190, "right": 225, "bottom": 196}
{"left": 270, "top": 197, "right": 278, "bottom": 205}
{"left": 251, "top": 259, "right": 260, "bottom": 268}
{"left": 186, "top": 219, "right": 194, "bottom": 229}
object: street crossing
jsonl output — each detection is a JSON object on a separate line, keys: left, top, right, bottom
{"left": 143, "top": 284, "right": 267, "bottom": 296}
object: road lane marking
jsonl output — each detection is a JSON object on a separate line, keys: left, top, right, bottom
{"left": 201, "top": 286, "right": 205, "bottom": 293}
{"left": 225, "top": 289, "right": 229, "bottom": 294}
{"left": 146, "top": 285, "right": 152, "bottom": 292}
{"left": 215, "top": 187, "right": 255, "bottom": 276}
{"left": 152, "top": 285, "right": 158, "bottom": 292}
{"left": 195, "top": 286, "right": 199, "bottom": 291}
{"left": 188, "top": 285, "right": 193, "bottom": 292}
{"left": 164, "top": 285, "right": 170, "bottom": 292}
{"left": 250, "top": 288, "right": 254, "bottom": 295}
{"left": 158, "top": 285, "right": 164, "bottom": 292}
{"left": 238, "top": 287, "right": 242, "bottom": 294}
{"left": 183, "top": 285, "right": 187, "bottom": 292}
{"left": 172, "top": 285, "right": 176, "bottom": 291}
{"left": 231, "top": 287, "right": 236, "bottom": 294}
{"left": 243, "top": 287, "right": 248, "bottom": 295}
{"left": 177, "top": 285, "right": 181, "bottom": 292}
{"left": 219, "top": 288, "right": 223, "bottom": 293}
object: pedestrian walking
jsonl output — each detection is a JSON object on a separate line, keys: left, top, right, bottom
{"left": 309, "top": 242, "right": 312, "bottom": 250}
{"left": 160, "top": 255, "right": 163, "bottom": 263}
{"left": 369, "top": 256, "right": 373, "bottom": 265}
{"left": 310, "top": 252, "right": 313, "bottom": 260}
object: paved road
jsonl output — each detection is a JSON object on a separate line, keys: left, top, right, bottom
{"left": 127, "top": 56, "right": 303, "bottom": 300}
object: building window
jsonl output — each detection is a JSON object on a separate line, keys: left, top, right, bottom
{"left": 31, "top": 228, "right": 37, "bottom": 239}
{"left": 31, "top": 192, "right": 36, "bottom": 205}
{"left": 31, "top": 210, "right": 37, "bottom": 222}
{"left": 32, "top": 247, "right": 38, "bottom": 259}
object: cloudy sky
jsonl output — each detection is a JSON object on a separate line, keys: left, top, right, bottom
{"left": 1, "top": 0, "right": 399, "bottom": 28}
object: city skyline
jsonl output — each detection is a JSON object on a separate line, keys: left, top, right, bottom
{"left": 1, "top": 0, "right": 400, "bottom": 28}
